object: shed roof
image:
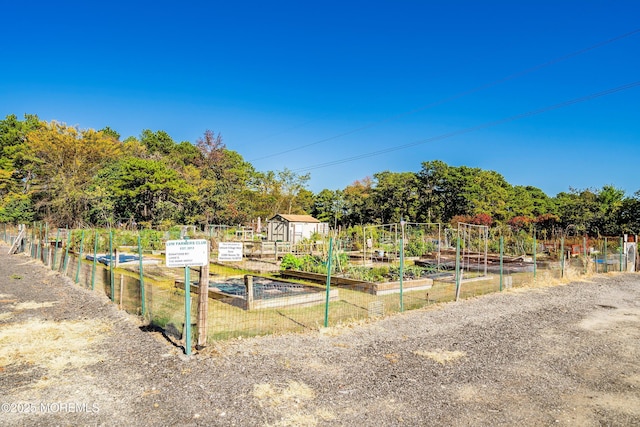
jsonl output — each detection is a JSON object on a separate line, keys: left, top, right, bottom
{"left": 268, "top": 214, "right": 321, "bottom": 223}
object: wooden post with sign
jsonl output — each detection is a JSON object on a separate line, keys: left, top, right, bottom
{"left": 244, "top": 275, "right": 254, "bottom": 311}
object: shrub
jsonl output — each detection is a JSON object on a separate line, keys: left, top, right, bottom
{"left": 280, "top": 253, "right": 303, "bottom": 270}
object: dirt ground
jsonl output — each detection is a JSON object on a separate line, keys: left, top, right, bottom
{"left": 1, "top": 242, "right": 639, "bottom": 427}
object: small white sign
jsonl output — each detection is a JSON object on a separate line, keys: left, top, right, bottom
{"left": 218, "top": 242, "right": 243, "bottom": 262}
{"left": 165, "top": 239, "right": 209, "bottom": 267}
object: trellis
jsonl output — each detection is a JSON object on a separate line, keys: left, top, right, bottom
{"left": 458, "top": 222, "right": 488, "bottom": 277}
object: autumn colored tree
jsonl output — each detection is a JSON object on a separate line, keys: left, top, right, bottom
{"left": 25, "top": 121, "right": 123, "bottom": 226}
{"left": 508, "top": 215, "right": 535, "bottom": 232}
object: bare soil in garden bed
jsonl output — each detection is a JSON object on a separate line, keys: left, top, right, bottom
{"left": 1, "top": 242, "right": 639, "bottom": 426}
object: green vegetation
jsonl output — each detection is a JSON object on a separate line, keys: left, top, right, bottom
{"left": 1, "top": 113, "right": 639, "bottom": 237}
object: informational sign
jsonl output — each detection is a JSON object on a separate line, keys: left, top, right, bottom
{"left": 218, "top": 242, "right": 243, "bottom": 262}
{"left": 165, "top": 239, "right": 209, "bottom": 267}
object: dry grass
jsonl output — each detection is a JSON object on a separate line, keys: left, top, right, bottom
{"left": 0, "top": 318, "right": 111, "bottom": 382}
{"left": 253, "top": 380, "right": 333, "bottom": 427}
{"left": 414, "top": 349, "right": 466, "bottom": 364}
{"left": 13, "top": 301, "right": 57, "bottom": 310}
{"left": 253, "top": 380, "right": 316, "bottom": 407}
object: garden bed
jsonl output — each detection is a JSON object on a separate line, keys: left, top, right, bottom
{"left": 280, "top": 269, "right": 433, "bottom": 295}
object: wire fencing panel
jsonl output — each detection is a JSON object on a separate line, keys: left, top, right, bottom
{"left": 1, "top": 223, "right": 637, "bottom": 346}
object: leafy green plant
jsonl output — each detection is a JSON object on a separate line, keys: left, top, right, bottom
{"left": 280, "top": 253, "right": 303, "bottom": 270}
{"left": 139, "top": 229, "right": 163, "bottom": 250}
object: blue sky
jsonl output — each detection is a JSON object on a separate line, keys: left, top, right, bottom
{"left": 1, "top": 1, "right": 639, "bottom": 197}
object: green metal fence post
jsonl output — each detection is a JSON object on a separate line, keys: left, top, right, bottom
{"left": 533, "top": 232, "right": 537, "bottom": 280}
{"left": 36, "top": 222, "right": 42, "bottom": 261}
{"left": 455, "top": 236, "right": 461, "bottom": 301}
{"left": 560, "top": 237, "right": 565, "bottom": 279}
{"left": 399, "top": 238, "right": 404, "bottom": 312}
{"left": 499, "top": 236, "right": 504, "bottom": 292}
{"left": 184, "top": 266, "right": 192, "bottom": 356}
{"left": 619, "top": 237, "right": 623, "bottom": 272}
{"left": 43, "top": 223, "right": 49, "bottom": 266}
{"left": 138, "top": 235, "right": 146, "bottom": 316}
{"left": 109, "top": 230, "right": 115, "bottom": 302}
{"left": 91, "top": 231, "right": 98, "bottom": 290}
{"left": 63, "top": 228, "right": 71, "bottom": 275}
{"left": 31, "top": 223, "right": 35, "bottom": 258}
{"left": 53, "top": 228, "right": 60, "bottom": 270}
{"left": 75, "top": 230, "right": 85, "bottom": 284}
{"left": 583, "top": 236, "right": 588, "bottom": 274}
{"left": 324, "top": 237, "right": 334, "bottom": 328}
{"left": 604, "top": 237, "right": 608, "bottom": 273}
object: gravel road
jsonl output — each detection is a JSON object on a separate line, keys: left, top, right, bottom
{"left": 1, "top": 243, "right": 639, "bottom": 426}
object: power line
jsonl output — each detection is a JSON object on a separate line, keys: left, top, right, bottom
{"left": 290, "top": 80, "right": 640, "bottom": 173}
{"left": 249, "top": 27, "right": 640, "bottom": 162}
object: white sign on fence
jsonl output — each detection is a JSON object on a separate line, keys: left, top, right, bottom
{"left": 165, "top": 239, "right": 209, "bottom": 267}
{"left": 218, "top": 242, "right": 243, "bottom": 262}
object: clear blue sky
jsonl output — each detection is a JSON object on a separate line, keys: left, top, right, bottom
{"left": 1, "top": 1, "right": 639, "bottom": 197}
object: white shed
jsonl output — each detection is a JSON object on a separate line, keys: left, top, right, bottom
{"left": 267, "top": 214, "right": 329, "bottom": 243}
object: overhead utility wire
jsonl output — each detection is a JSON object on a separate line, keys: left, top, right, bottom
{"left": 249, "top": 27, "right": 640, "bottom": 162}
{"left": 291, "top": 80, "right": 640, "bottom": 173}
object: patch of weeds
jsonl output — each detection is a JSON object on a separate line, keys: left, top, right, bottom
{"left": 10, "top": 274, "right": 22, "bottom": 280}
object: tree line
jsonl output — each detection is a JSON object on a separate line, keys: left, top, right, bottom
{"left": 1, "top": 114, "right": 638, "bottom": 237}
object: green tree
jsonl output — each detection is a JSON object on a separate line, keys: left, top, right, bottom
{"left": 0, "top": 114, "right": 42, "bottom": 197}
{"left": 619, "top": 190, "right": 640, "bottom": 234}
{"left": 278, "top": 168, "right": 311, "bottom": 214}
{"left": 99, "top": 126, "right": 121, "bottom": 140}
{"left": 553, "top": 188, "right": 598, "bottom": 236}
{"left": 249, "top": 168, "right": 310, "bottom": 219}
{"left": 372, "top": 171, "right": 420, "bottom": 223}
{"left": 593, "top": 185, "right": 625, "bottom": 235}
{"left": 140, "top": 129, "right": 175, "bottom": 157}
{"left": 510, "top": 185, "right": 554, "bottom": 219}
{"left": 94, "top": 157, "right": 195, "bottom": 227}
{"left": 312, "top": 189, "right": 345, "bottom": 226}
{"left": 342, "top": 177, "right": 375, "bottom": 226}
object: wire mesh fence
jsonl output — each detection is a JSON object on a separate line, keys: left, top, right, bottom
{"left": 1, "top": 222, "right": 637, "bottom": 353}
